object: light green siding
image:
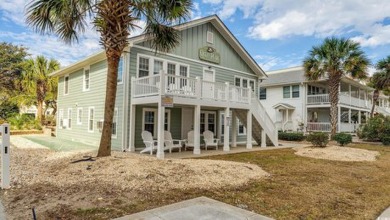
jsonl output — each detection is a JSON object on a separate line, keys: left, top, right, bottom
{"left": 137, "top": 22, "right": 255, "bottom": 74}
{"left": 57, "top": 59, "right": 125, "bottom": 150}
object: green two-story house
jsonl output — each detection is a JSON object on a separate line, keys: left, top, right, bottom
{"left": 51, "top": 15, "right": 278, "bottom": 158}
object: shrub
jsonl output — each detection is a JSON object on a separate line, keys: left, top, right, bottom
{"left": 382, "top": 135, "right": 390, "bottom": 146}
{"left": 333, "top": 133, "right": 352, "bottom": 146}
{"left": 358, "top": 115, "right": 386, "bottom": 141}
{"left": 7, "top": 114, "right": 42, "bottom": 130}
{"left": 278, "top": 132, "right": 305, "bottom": 141}
{"left": 306, "top": 132, "right": 329, "bottom": 147}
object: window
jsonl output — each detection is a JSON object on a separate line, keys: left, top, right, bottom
{"left": 153, "top": 60, "right": 163, "bottom": 75}
{"left": 138, "top": 57, "right": 149, "bottom": 77}
{"left": 112, "top": 108, "right": 118, "bottom": 137}
{"left": 179, "top": 65, "right": 188, "bottom": 87}
{"left": 88, "top": 107, "right": 94, "bottom": 132}
{"left": 200, "top": 112, "right": 216, "bottom": 134}
{"left": 83, "top": 69, "right": 90, "bottom": 91}
{"left": 220, "top": 113, "right": 246, "bottom": 135}
{"left": 292, "top": 85, "right": 300, "bottom": 98}
{"left": 117, "top": 57, "right": 123, "bottom": 83}
{"left": 77, "top": 108, "right": 83, "bottom": 125}
{"left": 234, "top": 76, "right": 255, "bottom": 90}
{"left": 259, "top": 88, "right": 267, "bottom": 100}
{"left": 235, "top": 77, "right": 241, "bottom": 87}
{"left": 283, "top": 86, "right": 290, "bottom": 98}
{"left": 207, "top": 31, "right": 214, "bottom": 44}
{"left": 59, "top": 109, "right": 64, "bottom": 128}
{"left": 64, "top": 75, "right": 69, "bottom": 95}
{"left": 67, "top": 108, "right": 72, "bottom": 129}
{"left": 142, "top": 108, "right": 170, "bottom": 137}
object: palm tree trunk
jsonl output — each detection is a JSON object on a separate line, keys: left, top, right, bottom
{"left": 97, "top": 55, "right": 119, "bottom": 157}
{"left": 37, "top": 100, "right": 43, "bottom": 123}
{"left": 370, "top": 89, "right": 379, "bottom": 117}
{"left": 328, "top": 75, "right": 341, "bottom": 137}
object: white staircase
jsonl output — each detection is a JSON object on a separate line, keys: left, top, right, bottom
{"left": 233, "top": 98, "right": 278, "bottom": 147}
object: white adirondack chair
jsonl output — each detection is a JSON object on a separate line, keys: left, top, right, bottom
{"left": 203, "top": 130, "right": 219, "bottom": 150}
{"left": 184, "top": 130, "right": 195, "bottom": 151}
{"left": 140, "top": 131, "right": 157, "bottom": 155}
{"left": 164, "top": 131, "right": 183, "bottom": 153}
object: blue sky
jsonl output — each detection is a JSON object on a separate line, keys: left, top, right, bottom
{"left": 1, "top": 0, "right": 390, "bottom": 73}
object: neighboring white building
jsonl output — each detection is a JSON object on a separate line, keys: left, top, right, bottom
{"left": 19, "top": 105, "right": 54, "bottom": 118}
{"left": 259, "top": 67, "right": 390, "bottom": 133}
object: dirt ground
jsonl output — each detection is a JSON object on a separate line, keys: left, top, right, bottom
{"left": 294, "top": 145, "right": 380, "bottom": 161}
{"left": 0, "top": 147, "right": 268, "bottom": 219}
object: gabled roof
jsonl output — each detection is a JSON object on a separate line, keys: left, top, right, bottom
{"left": 51, "top": 15, "right": 266, "bottom": 78}
{"left": 272, "top": 103, "right": 296, "bottom": 110}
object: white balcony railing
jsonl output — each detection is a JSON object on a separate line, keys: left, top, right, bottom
{"left": 339, "top": 123, "right": 357, "bottom": 133}
{"left": 306, "top": 122, "right": 331, "bottom": 132}
{"left": 131, "top": 73, "right": 252, "bottom": 104}
{"left": 307, "top": 93, "right": 371, "bottom": 109}
{"left": 307, "top": 94, "right": 329, "bottom": 104}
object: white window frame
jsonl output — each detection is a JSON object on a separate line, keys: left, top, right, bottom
{"left": 283, "top": 85, "right": 300, "bottom": 99}
{"left": 207, "top": 31, "right": 214, "bottom": 44}
{"left": 88, "top": 107, "right": 95, "bottom": 133}
{"left": 142, "top": 108, "right": 171, "bottom": 138}
{"left": 64, "top": 75, "right": 69, "bottom": 95}
{"left": 112, "top": 108, "right": 118, "bottom": 138}
{"left": 58, "top": 109, "right": 64, "bottom": 129}
{"left": 77, "top": 107, "right": 83, "bottom": 125}
{"left": 83, "top": 67, "right": 90, "bottom": 91}
{"left": 67, "top": 108, "right": 72, "bottom": 129}
{"left": 234, "top": 76, "right": 256, "bottom": 91}
{"left": 117, "top": 56, "right": 124, "bottom": 84}
{"left": 200, "top": 111, "right": 216, "bottom": 135}
{"left": 136, "top": 54, "right": 190, "bottom": 79}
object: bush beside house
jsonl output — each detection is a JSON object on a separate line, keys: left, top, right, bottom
{"left": 278, "top": 132, "right": 305, "bottom": 141}
{"left": 358, "top": 114, "right": 390, "bottom": 146}
{"left": 333, "top": 133, "right": 352, "bottom": 146}
{"left": 307, "top": 132, "right": 329, "bottom": 147}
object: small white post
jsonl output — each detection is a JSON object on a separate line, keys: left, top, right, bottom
{"left": 159, "top": 70, "right": 165, "bottom": 96}
{"left": 156, "top": 102, "right": 165, "bottom": 159}
{"left": 193, "top": 105, "right": 201, "bottom": 154}
{"left": 231, "top": 111, "right": 237, "bottom": 147}
{"left": 1, "top": 124, "right": 10, "bottom": 189}
{"left": 261, "top": 129, "right": 266, "bottom": 148}
{"left": 196, "top": 77, "right": 202, "bottom": 99}
{"left": 225, "top": 82, "right": 230, "bottom": 101}
{"left": 129, "top": 104, "right": 136, "bottom": 152}
{"left": 223, "top": 107, "right": 230, "bottom": 152}
{"left": 246, "top": 109, "right": 252, "bottom": 149}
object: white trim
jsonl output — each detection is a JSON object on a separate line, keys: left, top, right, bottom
{"left": 283, "top": 85, "right": 300, "bottom": 99}
{"left": 234, "top": 75, "right": 256, "bottom": 91}
{"left": 83, "top": 67, "right": 90, "bottom": 91}
{"left": 142, "top": 108, "right": 171, "bottom": 138}
{"left": 133, "top": 45, "right": 257, "bottom": 78}
{"left": 67, "top": 108, "right": 72, "bottom": 130}
{"left": 112, "top": 108, "right": 118, "bottom": 139}
{"left": 136, "top": 53, "right": 190, "bottom": 78}
{"left": 77, "top": 107, "right": 83, "bottom": 125}
{"left": 117, "top": 56, "right": 124, "bottom": 84}
{"left": 122, "top": 52, "right": 129, "bottom": 151}
{"left": 200, "top": 111, "right": 217, "bottom": 135}
{"left": 88, "top": 107, "right": 95, "bottom": 133}
{"left": 202, "top": 67, "right": 215, "bottom": 82}
{"left": 64, "top": 75, "right": 69, "bottom": 95}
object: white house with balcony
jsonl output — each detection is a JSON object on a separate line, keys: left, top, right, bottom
{"left": 259, "top": 67, "right": 390, "bottom": 133}
{"left": 51, "top": 15, "right": 278, "bottom": 159}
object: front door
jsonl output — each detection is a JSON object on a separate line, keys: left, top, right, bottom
{"left": 202, "top": 68, "right": 215, "bottom": 99}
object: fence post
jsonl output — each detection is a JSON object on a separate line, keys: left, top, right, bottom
{"left": 1, "top": 123, "right": 10, "bottom": 189}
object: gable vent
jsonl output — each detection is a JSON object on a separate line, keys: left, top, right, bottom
{"left": 207, "top": 31, "right": 214, "bottom": 44}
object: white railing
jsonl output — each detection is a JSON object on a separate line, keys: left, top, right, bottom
{"left": 132, "top": 74, "right": 160, "bottom": 98}
{"left": 307, "top": 122, "right": 331, "bottom": 132}
{"left": 307, "top": 94, "right": 329, "bottom": 104}
{"left": 251, "top": 97, "right": 278, "bottom": 145}
{"left": 131, "top": 73, "right": 251, "bottom": 104}
{"left": 339, "top": 123, "right": 356, "bottom": 133}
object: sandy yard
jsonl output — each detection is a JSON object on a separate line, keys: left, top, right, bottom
{"left": 294, "top": 145, "right": 380, "bottom": 162}
{"left": 1, "top": 139, "right": 269, "bottom": 219}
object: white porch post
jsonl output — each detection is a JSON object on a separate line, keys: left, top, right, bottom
{"left": 129, "top": 104, "right": 136, "bottom": 152}
{"left": 193, "top": 105, "right": 201, "bottom": 154}
{"left": 246, "top": 109, "right": 252, "bottom": 149}
{"left": 231, "top": 110, "right": 237, "bottom": 147}
{"left": 156, "top": 102, "right": 165, "bottom": 159}
{"left": 358, "top": 111, "right": 361, "bottom": 124}
{"left": 224, "top": 107, "right": 230, "bottom": 151}
{"left": 337, "top": 106, "right": 341, "bottom": 132}
{"left": 348, "top": 108, "right": 351, "bottom": 124}
{"left": 261, "top": 129, "right": 266, "bottom": 148}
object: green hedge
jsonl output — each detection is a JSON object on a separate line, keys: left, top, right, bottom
{"left": 333, "top": 133, "right": 352, "bottom": 146}
{"left": 307, "top": 132, "right": 329, "bottom": 147}
{"left": 278, "top": 132, "right": 305, "bottom": 141}
{"left": 358, "top": 114, "right": 390, "bottom": 146}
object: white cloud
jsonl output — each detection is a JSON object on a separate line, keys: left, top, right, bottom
{"left": 190, "top": 2, "right": 202, "bottom": 20}
{"left": 0, "top": 0, "right": 29, "bottom": 25}
{"left": 203, "top": 0, "right": 390, "bottom": 47}
{"left": 254, "top": 54, "right": 280, "bottom": 71}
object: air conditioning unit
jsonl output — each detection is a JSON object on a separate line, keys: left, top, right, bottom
{"left": 97, "top": 120, "right": 104, "bottom": 132}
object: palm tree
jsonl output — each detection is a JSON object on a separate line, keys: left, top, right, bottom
{"left": 303, "top": 37, "right": 370, "bottom": 136}
{"left": 26, "top": 0, "right": 192, "bottom": 157}
{"left": 21, "top": 56, "right": 60, "bottom": 124}
{"left": 370, "top": 56, "right": 390, "bottom": 117}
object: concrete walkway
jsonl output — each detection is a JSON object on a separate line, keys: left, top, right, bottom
{"left": 378, "top": 206, "right": 390, "bottom": 220}
{"left": 114, "top": 197, "right": 273, "bottom": 220}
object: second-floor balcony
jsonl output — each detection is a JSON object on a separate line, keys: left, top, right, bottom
{"left": 307, "top": 93, "right": 372, "bottom": 109}
{"left": 131, "top": 73, "right": 253, "bottom": 107}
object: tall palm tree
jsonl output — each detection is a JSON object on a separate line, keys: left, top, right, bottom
{"left": 21, "top": 55, "right": 60, "bottom": 124}
{"left": 303, "top": 37, "right": 370, "bottom": 136}
{"left": 26, "top": 0, "right": 192, "bottom": 157}
{"left": 370, "top": 56, "right": 390, "bottom": 117}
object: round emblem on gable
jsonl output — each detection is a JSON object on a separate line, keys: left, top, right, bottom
{"left": 207, "top": 47, "right": 214, "bottom": 53}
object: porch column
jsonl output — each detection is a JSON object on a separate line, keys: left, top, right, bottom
{"left": 348, "top": 108, "right": 351, "bottom": 123}
{"left": 337, "top": 106, "right": 341, "bottom": 132}
{"left": 193, "top": 105, "right": 201, "bottom": 154}
{"left": 231, "top": 110, "right": 237, "bottom": 147}
{"left": 246, "top": 109, "right": 252, "bottom": 149}
{"left": 156, "top": 103, "right": 165, "bottom": 159}
{"left": 129, "top": 104, "right": 136, "bottom": 152}
{"left": 358, "top": 111, "right": 361, "bottom": 124}
{"left": 224, "top": 107, "right": 230, "bottom": 152}
{"left": 261, "top": 129, "right": 266, "bottom": 148}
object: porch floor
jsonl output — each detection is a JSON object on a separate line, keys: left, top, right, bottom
{"left": 135, "top": 141, "right": 309, "bottom": 159}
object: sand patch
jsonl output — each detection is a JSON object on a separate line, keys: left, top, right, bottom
{"left": 294, "top": 146, "right": 380, "bottom": 162}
